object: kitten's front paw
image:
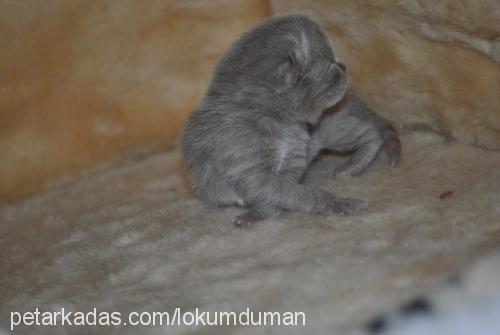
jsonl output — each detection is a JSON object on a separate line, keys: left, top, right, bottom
{"left": 232, "top": 211, "right": 261, "bottom": 227}
{"left": 332, "top": 163, "right": 364, "bottom": 179}
{"left": 326, "top": 197, "right": 367, "bottom": 216}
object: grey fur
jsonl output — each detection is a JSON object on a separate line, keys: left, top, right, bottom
{"left": 309, "top": 89, "right": 401, "bottom": 178}
{"left": 181, "top": 14, "right": 401, "bottom": 226}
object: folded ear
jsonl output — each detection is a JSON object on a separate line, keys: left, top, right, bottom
{"left": 288, "top": 31, "right": 310, "bottom": 70}
{"left": 282, "top": 32, "right": 310, "bottom": 86}
{"left": 288, "top": 49, "right": 306, "bottom": 71}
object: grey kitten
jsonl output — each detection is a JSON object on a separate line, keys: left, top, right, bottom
{"left": 181, "top": 14, "right": 400, "bottom": 226}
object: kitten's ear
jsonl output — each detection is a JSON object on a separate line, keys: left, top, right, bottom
{"left": 288, "top": 32, "right": 310, "bottom": 70}
{"left": 284, "top": 50, "right": 305, "bottom": 87}
{"left": 288, "top": 51, "right": 299, "bottom": 68}
{"left": 283, "top": 33, "right": 310, "bottom": 86}
{"left": 288, "top": 48, "right": 306, "bottom": 70}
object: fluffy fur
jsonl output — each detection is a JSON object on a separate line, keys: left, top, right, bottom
{"left": 182, "top": 14, "right": 400, "bottom": 225}
{"left": 2, "top": 132, "right": 500, "bottom": 334}
{"left": 309, "top": 89, "right": 401, "bottom": 177}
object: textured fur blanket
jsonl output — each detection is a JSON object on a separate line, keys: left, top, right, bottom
{"left": 2, "top": 132, "right": 500, "bottom": 334}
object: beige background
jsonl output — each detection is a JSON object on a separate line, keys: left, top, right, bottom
{"left": 0, "top": 0, "right": 269, "bottom": 201}
{"left": 1, "top": 0, "right": 500, "bottom": 201}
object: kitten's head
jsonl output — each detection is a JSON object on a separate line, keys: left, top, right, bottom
{"left": 286, "top": 52, "right": 348, "bottom": 123}
{"left": 277, "top": 27, "right": 348, "bottom": 123}
{"left": 211, "top": 15, "right": 348, "bottom": 123}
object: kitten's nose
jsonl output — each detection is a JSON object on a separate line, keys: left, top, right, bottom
{"left": 337, "top": 62, "right": 346, "bottom": 72}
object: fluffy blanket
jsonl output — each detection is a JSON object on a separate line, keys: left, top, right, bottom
{"left": 1, "top": 131, "right": 500, "bottom": 334}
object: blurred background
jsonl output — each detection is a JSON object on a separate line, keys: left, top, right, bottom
{"left": 1, "top": 0, "right": 499, "bottom": 201}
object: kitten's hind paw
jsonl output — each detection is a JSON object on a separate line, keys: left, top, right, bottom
{"left": 384, "top": 139, "right": 402, "bottom": 168}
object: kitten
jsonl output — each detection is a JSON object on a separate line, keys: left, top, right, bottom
{"left": 181, "top": 14, "right": 400, "bottom": 226}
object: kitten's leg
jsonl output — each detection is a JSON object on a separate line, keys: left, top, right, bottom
{"left": 310, "top": 113, "right": 384, "bottom": 177}
{"left": 344, "top": 89, "right": 401, "bottom": 167}
{"left": 273, "top": 180, "right": 366, "bottom": 215}
{"left": 229, "top": 130, "right": 366, "bottom": 224}
{"left": 273, "top": 136, "right": 365, "bottom": 216}
{"left": 232, "top": 141, "right": 309, "bottom": 226}
{"left": 306, "top": 135, "right": 323, "bottom": 166}
{"left": 311, "top": 89, "right": 401, "bottom": 177}
{"left": 332, "top": 130, "right": 383, "bottom": 178}
{"left": 236, "top": 174, "right": 366, "bottom": 217}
